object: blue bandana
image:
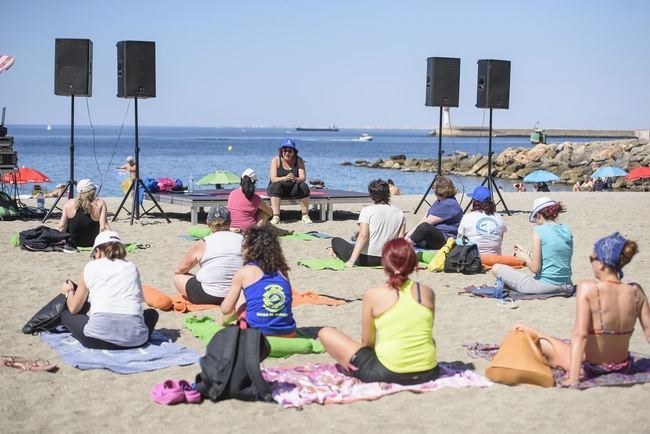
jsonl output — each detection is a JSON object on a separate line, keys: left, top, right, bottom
{"left": 593, "top": 232, "right": 627, "bottom": 277}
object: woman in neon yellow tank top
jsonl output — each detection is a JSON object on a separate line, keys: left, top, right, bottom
{"left": 319, "top": 238, "right": 439, "bottom": 385}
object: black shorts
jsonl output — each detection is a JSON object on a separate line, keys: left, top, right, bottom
{"left": 185, "top": 277, "right": 225, "bottom": 305}
{"left": 349, "top": 347, "right": 440, "bottom": 385}
{"left": 267, "top": 181, "right": 310, "bottom": 199}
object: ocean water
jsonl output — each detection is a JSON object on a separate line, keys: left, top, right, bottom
{"left": 5, "top": 125, "right": 588, "bottom": 197}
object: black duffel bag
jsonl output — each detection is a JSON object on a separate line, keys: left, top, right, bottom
{"left": 22, "top": 293, "right": 68, "bottom": 335}
{"left": 444, "top": 238, "right": 483, "bottom": 274}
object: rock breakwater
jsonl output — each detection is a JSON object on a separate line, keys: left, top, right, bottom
{"left": 343, "top": 139, "right": 650, "bottom": 190}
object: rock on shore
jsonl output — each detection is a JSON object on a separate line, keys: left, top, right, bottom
{"left": 343, "top": 139, "right": 650, "bottom": 190}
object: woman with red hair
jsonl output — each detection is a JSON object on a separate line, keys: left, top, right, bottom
{"left": 318, "top": 238, "right": 439, "bottom": 384}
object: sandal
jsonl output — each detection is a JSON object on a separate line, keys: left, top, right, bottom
{"left": 2, "top": 355, "right": 57, "bottom": 372}
{"left": 497, "top": 297, "right": 519, "bottom": 309}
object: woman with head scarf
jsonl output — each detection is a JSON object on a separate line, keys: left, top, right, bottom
{"left": 513, "top": 232, "right": 650, "bottom": 386}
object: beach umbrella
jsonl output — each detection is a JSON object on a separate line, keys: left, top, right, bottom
{"left": 0, "top": 167, "right": 50, "bottom": 184}
{"left": 523, "top": 170, "right": 560, "bottom": 183}
{"left": 625, "top": 166, "right": 650, "bottom": 180}
{"left": 196, "top": 170, "right": 240, "bottom": 188}
{"left": 591, "top": 166, "right": 628, "bottom": 179}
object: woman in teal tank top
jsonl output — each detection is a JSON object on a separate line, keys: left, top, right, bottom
{"left": 318, "top": 238, "right": 439, "bottom": 385}
{"left": 492, "top": 197, "right": 574, "bottom": 295}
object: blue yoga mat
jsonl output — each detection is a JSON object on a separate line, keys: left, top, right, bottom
{"left": 40, "top": 330, "right": 199, "bottom": 374}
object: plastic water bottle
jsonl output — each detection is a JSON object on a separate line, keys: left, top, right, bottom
{"left": 188, "top": 175, "right": 194, "bottom": 194}
{"left": 36, "top": 192, "right": 45, "bottom": 209}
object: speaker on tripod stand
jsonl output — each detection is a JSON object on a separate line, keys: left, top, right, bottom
{"left": 414, "top": 57, "right": 460, "bottom": 214}
{"left": 43, "top": 38, "right": 93, "bottom": 223}
{"left": 112, "top": 40, "right": 170, "bottom": 225}
{"left": 472, "top": 59, "right": 511, "bottom": 216}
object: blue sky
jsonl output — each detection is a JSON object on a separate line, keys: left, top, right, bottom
{"left": 2, "top": 0, "right": 649, "bottom": 129}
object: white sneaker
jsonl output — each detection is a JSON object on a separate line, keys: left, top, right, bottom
{"left": 270, "top": 215, "right": 281, "bottom": 225}
{"left": 301, "top": 214, "right": 313, "bottom": 224}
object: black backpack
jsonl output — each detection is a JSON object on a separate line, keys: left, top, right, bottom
{"left": 195, "top": 325, "right": 274, "bottom": 402}
{"left": 444, "top": 240, "right": 483, "bottom": 274}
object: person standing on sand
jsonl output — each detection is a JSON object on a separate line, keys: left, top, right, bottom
{"left": 119, "top": 156, "right": 136, "bottom": 179}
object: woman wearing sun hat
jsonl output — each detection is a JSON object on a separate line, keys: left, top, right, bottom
{"left": 58, "top": 179, "right": 110, "bottom": 248}
{"left": 59, "top": 231, "right": 158, "bottom": 350}
{"left": 267, "top": 138, "right": 312, "bottom": 224}
{"left": 491, "top": 197, "right": 574, "bottom": 294}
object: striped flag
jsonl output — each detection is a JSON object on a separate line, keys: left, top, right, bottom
{"left": 0, "top": 54, "right": 15, "bottom": 73}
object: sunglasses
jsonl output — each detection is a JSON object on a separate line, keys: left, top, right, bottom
{"left": 281, "top": 148, "right": 295, "bottom": 153}
{"left": 589, "top": 255, "right": 598, "bottom": 263}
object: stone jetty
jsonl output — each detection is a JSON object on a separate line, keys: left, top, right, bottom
{"left": 343, "top": 139, "right": 650, "bottom": 190}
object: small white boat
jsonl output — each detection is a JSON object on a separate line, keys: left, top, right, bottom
{"left": 357, "top": 133, "right": 373, "bottom": 142}
{"left": 46, "top": 124, "right": 52, "bottom": 131}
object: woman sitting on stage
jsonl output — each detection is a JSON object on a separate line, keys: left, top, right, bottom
{"left": 58, "top": 179, "right": 109, "bottom": 248}
{"left": 267, "top": 139, "right": 312, "bottom": 224}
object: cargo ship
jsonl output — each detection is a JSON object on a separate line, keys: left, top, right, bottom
{"left": 295, "top": 126, "right": 339, "bottom": 132}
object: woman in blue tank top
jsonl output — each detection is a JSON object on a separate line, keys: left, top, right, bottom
{"left": 221, "top": 226, "right": 296, "bottom": 336}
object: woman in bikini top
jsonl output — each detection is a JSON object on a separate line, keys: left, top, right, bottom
{"left": 512, "top": 232, "right": 650, "bottom": 386}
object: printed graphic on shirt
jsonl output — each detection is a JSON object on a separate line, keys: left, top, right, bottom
{"left": 259, "top": 284, "right": 288, "bottom": 317}
{"left": 475, "top": 217, "right": 500, "bottom": 239}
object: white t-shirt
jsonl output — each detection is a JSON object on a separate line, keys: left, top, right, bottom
{"left": 358, "top": 204, "right": 405, "bottom": 257}
{"left": 457, "top": 211, "right": 507, "bottom": 255}
{"left": 84, "top": 258, "right": 144, "bottom": 315}
{"left": 197, "top": 231, "right": 244, "bottom": 297}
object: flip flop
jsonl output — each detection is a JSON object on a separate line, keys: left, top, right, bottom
{"left": 497, "top": 297, "right": 519, "bottom": 309}
{"left": 151, "top": 380, "right": 185, "bottom": 405}
{"left": 178, "top": 380, "right": 201, "bottom": 404}
{"left": 1, "top": 356, "right": 57, "bottom": 372}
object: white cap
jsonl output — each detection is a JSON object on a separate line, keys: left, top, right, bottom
{"left": 127, "top": 156, "right": 135, "bottom": 163}
{"left": 92, "top": 231, "right": 122, "bottom": 250}
{"left": 77, "top": 179, "right": 97, "bottom": 194}
{"left": 529, "top": 197, "right": 557, "bottom": 222}
{"left": 241, "top": 168, "right": 257, "bottom": 182}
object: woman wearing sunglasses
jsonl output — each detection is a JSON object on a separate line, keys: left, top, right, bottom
{"left": 267, "top": 138, "right": 312, "bottom": 224}
{"left": 513, "top": 232, "right": 650, "bottom": 386}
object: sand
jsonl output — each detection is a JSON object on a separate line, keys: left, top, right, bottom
{"left": 1, "top": 191, "right": 649, "bottom": 433}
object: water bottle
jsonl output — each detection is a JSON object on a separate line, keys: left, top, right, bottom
{"left": 188, "top": 175, "right": 194, "bottom": 194}
{"left": 36, "top": 193, "right": 45, "bottom": 209}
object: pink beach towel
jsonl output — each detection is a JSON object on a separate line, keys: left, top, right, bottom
{"left": 261, "top": 363, "right": 491, "bottom": 408}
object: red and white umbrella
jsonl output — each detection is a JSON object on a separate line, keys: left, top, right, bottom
{"left": 625, "top": 166, "right": 650, "bottom": 180}
{"left": 0, "top": 54, "right": 15, "bottom": 74}
{"left": 1, "top": 167, "right": 51, "bottom": 184}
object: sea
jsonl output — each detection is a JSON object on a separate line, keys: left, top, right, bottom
{"left": 5, "top": 125, "right": 597, "bottom": 197}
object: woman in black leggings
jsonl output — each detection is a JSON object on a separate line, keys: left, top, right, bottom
{"left": 60, "top": 231, "right": 158, "bottom": 350}
{"left": 406, "top": 176, "right": 463, "bottom": 250}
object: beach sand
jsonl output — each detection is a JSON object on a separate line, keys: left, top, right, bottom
{"left": 1, "top": 191, "right": 649, "bottom": 433}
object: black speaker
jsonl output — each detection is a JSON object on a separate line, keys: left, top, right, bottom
{"left": 476, "top": 59, "right": 510, "bottom": 109}
{"left": 425, "top": 57, "right": 460, "bottom": 107}
{"left": 54, "top": 39, "right": 92, "bottom": 96}
{"left": 117, "top": 41, "right": 156, "bottom": 98}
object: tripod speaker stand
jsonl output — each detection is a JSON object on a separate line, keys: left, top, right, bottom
{"left": 112, "top": 98, "right": 170, "bottom": 225}
{"left": 43, "top": 95, "right": 76, "bottom": 222}
{"left": 415, "top": 106, "right": 445, "bottom": 214}
{"left": 465, "top": 107, "right": 511, "bottom": 215}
